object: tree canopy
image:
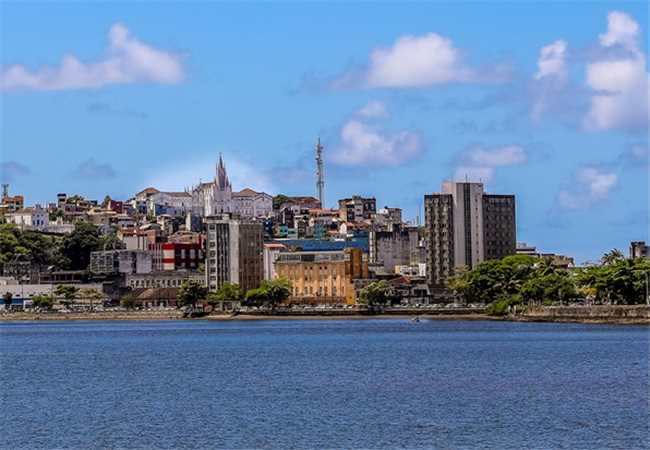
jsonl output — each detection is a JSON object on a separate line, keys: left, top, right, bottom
{"left": 359, "top": 280, "right": 396, "bottom": 309}
{"left": 207, "top": 282, "right": 242, "bottom": 307}
{"left": 244, "top": 278, "right": 292, "bottom": 308}
{"left": 177, "top": 280, "right": 207, "bottom": 309}
{"left": 450, "top": 252, "right": 650, "bottom": 314}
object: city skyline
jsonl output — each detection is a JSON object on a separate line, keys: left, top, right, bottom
{"left": 1, "top": 2, "right": 648, "bottom": 263}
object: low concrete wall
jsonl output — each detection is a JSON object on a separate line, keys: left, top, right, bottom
{"left": 521, "top": 305, "right": 650, "bottom": 323}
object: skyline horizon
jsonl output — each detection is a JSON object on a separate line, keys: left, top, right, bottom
{"left": 1, "top": 2, "right": 648, "bottom": 263}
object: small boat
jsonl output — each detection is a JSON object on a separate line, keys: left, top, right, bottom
{"left": 411, "top": 316, "right": 420, "bottom": 323}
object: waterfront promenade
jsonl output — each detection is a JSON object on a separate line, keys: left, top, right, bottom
{"left": 2, "top": 305, "right": 649, "bottom": 324}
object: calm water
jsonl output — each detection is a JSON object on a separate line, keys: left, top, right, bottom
{"left": 1, "top": 319, "right": 648, "bottom": 449}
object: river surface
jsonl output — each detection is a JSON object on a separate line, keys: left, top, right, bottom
{"left": 1, "top": 319, "right": 648, "bottom": 449}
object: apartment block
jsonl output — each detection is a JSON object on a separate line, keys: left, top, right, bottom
{"left": 205, "top": 214, "right": 263, "bottom": 293}
{"left": 425, "top": 182, "right": 515, "bottom": 286}
{"left": 338, "top": 196, "right": 376, "bottom": 222}
{"left": 369, "top": 224, "right": 419, "bottom": 273}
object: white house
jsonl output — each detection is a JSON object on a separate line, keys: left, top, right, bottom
{"left": 5, "top": 205, "right": 49, "bottom": 231}
{"left": 232, "top": 188, "right": 273, "bottom": 218}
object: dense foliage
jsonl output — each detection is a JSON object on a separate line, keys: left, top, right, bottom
{"left": 207, "top": 282, "right": 242, "bottom": 307}
{"left": 244, "top": 278, "right": 292, "bottom": 308}
{"left": 177, "top": 280, "right": 207, "bottom": 309}
{"left": 0, "top": 223, "right": 62, "bottom": 269}
{"left": 450, "top": 252, "right": 650, "bottom": 315}
{"left": 0, "top": 222, "right": 122, "bottom": 273}
{"left": 359, "top": 280, "right": 397, "bottom": 309}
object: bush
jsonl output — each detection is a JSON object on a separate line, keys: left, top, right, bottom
{"left": 486, "top": 295, "right": 522, "bottom": 316}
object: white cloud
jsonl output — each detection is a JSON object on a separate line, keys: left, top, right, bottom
{"left": 357, "top": 100, "right": 389, "bottom": 118}
{"left": 465, "top": 145, "right": 527, "bottom": 167}
{"left": 578, "top": 167, "right": 617, "bottom": 197}
{"left": 558, "top": 166, "right": 618, "bottom": 210}
{"left": 599, "top": 11, "right": 640, "bottom": 50}
{"left": 583, "top": 11, "right": 649, "bottom": 132}
{"left": 453, "top": 144, "right": 527, "bottom": 182}
{"left": 333, "top": 32, "right": 510, "bottom": 89}
{"left": 531, "top": 40, "right": 570, "bottom": 121}
{"left": 1, "top": 23, "right": 184, "bottom": 91}
{"left": 332, "top": 120, "right": 424, "bottom": 167}
{"left": 535, "top": 40, "right": 568, "bottom": 81}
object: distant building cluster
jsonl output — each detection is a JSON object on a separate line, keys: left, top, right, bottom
{"left": 2, "top": 146, "right": 644, "bottom": 311}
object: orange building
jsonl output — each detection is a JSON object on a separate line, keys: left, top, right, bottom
{"left": 274, "top": 248, "right": 368, "bottom": 305}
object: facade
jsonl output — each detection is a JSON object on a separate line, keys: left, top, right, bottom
{"left": 424, "top": 194, "right": 455, "bottom": 286}
{"left": 0, "top": 188, "right": 24, "bottom": 214}
{"left": 482, "top": 195, "right": 517, "bottom": 261}
{"left": 369, "top": 224, "right": 419, "bottom": 273}
{"left": 373, "top": 207, "right": 403, "bottom": 229}
{"left": 232, "top": 188, "right": 273, "bottom": 218}
{"left": 150, "top": 242, "right": 204, "bottom": 272}
{"left": 5, "top": 206, "right": 49, "bottom": 231}
{"left": 263, "top": 243, "right": 286, "bottom": 280}
{"left": 125, "top": 271, "right": 205, "bottom": 289}
{"left": 89, "top": 250, "right": 153, "bottom": 275}
{"left": 192, "top": 155, "right": 232, "bottom": 217}
{"left": 338, "top": 196, "right": 376, "bottom": 222}
{"left": 630, "top": 241, "right": 650, "bottom": 259}
{"left": 205, "top": 214, "right": 264, "bottom": 293}
{"left": 274, "top": 248, "right": 368, "bottom": 305}
{"left": 424, "top": 182, "right": 516, "bottom": 287}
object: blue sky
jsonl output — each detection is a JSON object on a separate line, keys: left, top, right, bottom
{"left": 1, "top": 1, "right": 648, "bottom": 263}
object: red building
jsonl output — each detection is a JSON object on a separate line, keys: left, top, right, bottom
{"left": 151, "top": 242, "right": 204, "bottom": 271}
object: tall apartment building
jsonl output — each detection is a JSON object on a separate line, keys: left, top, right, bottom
{"left": 369, "top": 224, "right": 419, "bottom": 273}
{"left": 424, "top": 182, "right": 515, "bottom": 286}
{"left": 338, "top": 196, "right": 376, "bottom": 222}
{"left": 630, "top": 241, "right": 650, "bottom": 259}
{"left": 205, "top": 214, "right": 263, "bottom": 293}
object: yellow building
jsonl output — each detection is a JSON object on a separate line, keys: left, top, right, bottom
{"left": 274, "top": 248, "right": 368, "bottom": 305}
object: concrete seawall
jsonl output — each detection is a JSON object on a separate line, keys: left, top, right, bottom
{"left": 520, "top": 305, "right": 650, "bottom": 324}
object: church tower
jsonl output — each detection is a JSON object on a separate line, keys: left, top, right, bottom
{"left": 213, "top": 153, "right": 232, "bottom": 214}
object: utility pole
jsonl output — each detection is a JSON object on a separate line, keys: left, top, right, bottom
{"left": 315, "top": 137, "right": 325, "bottom": 208}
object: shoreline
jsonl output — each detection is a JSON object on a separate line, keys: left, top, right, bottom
{"left": 1, "top": 310, "right": 648, "bottom": 325}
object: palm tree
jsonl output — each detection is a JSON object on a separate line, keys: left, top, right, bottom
{"left": 601, "top": 249, "right": 624, "bottom": 266}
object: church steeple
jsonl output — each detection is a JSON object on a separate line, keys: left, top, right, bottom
{"left": 215, "top": 153, "right": 231, "bottom": 191}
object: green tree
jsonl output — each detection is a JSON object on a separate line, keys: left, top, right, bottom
{"left": 243, "top": 279, "right": 292, "bottom": 309}
{"left": 601, "top": 249, "right": 625, "bottom": 266}
{"left": 60, "top": 222, "right": 100, "bottom": 270}
{"left": 54, "top": 285, "right": 79, "bottom": 308}
{"left": 177, "top": 280, "right": 207, "bottom": 310}
{"left": 0, "top": 224, "right": 62, "bottom": 271}
{"left": 32, "top": 294, "right": 54, "bottom": 310}
{"left": 2, "top": 292, "right": 13, "bottom": 310}
{"left": 120, "top": 293, "right": 138, "bottom": 310}
{"left": 521, "top": 272, "right": 576, "bottom": 305}
{"left": 79, "top": 288, "right": 104, "bottom": 311}
{"left": 207, "top": 282, "right": 241, "bottom": 309}
{"left": 359, "top": 280, "right": 394, "bottom": 311}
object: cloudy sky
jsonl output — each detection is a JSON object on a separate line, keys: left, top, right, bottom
{"left": 1, "top": 2, "right": 648, "bottom": 262}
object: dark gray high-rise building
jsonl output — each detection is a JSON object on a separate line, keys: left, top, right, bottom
{"left": 205, "top": 214, "right": 263, "bottom": 293}
{"left": 424, "top": 182, "right": 516, "bottom": 287}
{"left": 482, "top": 195, "right": 517, "bottom": 261}
{"left": 424, "top": 194, "right": 454, "bottom": 286}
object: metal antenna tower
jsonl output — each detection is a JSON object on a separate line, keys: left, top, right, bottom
{"left": 315, "top": 137, "right": 325, "bottom": 207}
